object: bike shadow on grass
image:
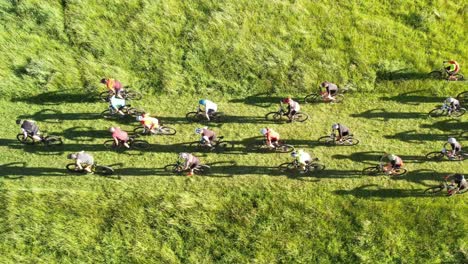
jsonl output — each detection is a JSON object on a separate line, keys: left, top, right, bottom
{"left": 391, "top": 169, "right": 451, "bottom": 187}
{"left": 60, "top": 126, "right": 109, "bottom": 141}
{"left": 332, "top": 151, "right": 424, "bottom": 165}
{"left": 349, "top": 108, "right": 426, "bottom": 121}
{"left": 17, "top": 109, "right": 102, "bottom": 123}
{"left": 420, "top": 119, "right": 468, "bottom": 133}
{"left": 229, "top": 92, "right": 284, "bottom": 109}
{"left": 0, "top": 162, "right": 66, "bottom": 178}
{"left": 333, "top": 184, "right": 423, "bottom": 199}
{"left": 384, "top": 130, "right": 458, "bottom": 143}
{"left": 10, "top": 89, "right": 99, "bottom": 105}
{"left": 379, "top": 90, "right": 442, "bottom": 105}
{"left": 375, "top": 69, "right": 432, "bottom": 82}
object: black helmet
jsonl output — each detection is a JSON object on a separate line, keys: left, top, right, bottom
{"left": 16, "top": 119, "right": 23, "bottom": 125}
{"left": 100, "top": 78, "right": 107, "bottom": 84}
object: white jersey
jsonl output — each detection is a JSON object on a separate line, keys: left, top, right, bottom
{"left": 298, "top": 152, "right": 311, "bottom": 164}
{"left": 290, "top": 100, "right": 300, "bottom": 112}
{"left": 205, "top": 100, "right": 218, "bottom": 112}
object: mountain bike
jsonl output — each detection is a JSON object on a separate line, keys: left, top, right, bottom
{"left": 186, "top": 108, "right": 223, "bottom": 123}
{"left": 133, "top": 125, "right": 177, "bottom": 136}
{"left": 278, "top": 159, "right": 325, "bottom": 173}
{"left": 265, "top": 107, "right": 309, "bottom": 123}
{"left": 317, "top": 133, "right": 359, "bottom": 146}
{"left": 362, "top": 163, "right": 407, "bottom": 176}
{"left": 456, "top": 91, "right": 468, "bottom": 104}
{"left": 429, "top": 66, "right": 464, "bottom": 81}
{"left": 103, "top": 135, "right": 150, "bottom": 150}
{"left": 189, "top": 136, "right": 234, "bottom": 152}
{"left": 424, "top": 180, "right": 467, "bottom": 195}
{"left": 249, "top": 140, "right": 295, "bottom": 153}
{"left": 428, "top": 104, "right": 466, "bottom": 118}
{"left": 101, "top": 105, "right": 144, "bottom": 119}
{"left": 164, "top": 160, "right": 210, "bottom": 175}
{"left": 66, "top": 163, "right": 114, "bottom": 175}
{"left": 99, "top": 87, "right": 142, "bottom": 102}
{"left": 16, "top": 133, "right": 63, "bottom": 146}
{"left": 425, "top": 149, "right": 467, "bottom": 161}
{"left": 304, "top": 87, "right": 348, "bottom": 104}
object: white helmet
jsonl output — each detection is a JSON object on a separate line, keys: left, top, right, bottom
{"left": 388, "top": 154, "right": 397, "bottom": 161}
{"left": 448, "top": 137, "right": 457, "bottom": 144}
{"left": 332, "top": 123, "right": 339, "bottom": 130}
{"left": 136, "top": 116, "right": 143, "bottom": 121}
{"left": 446, "top": 97, "right": 455, "bottom": 103}
{"left": 179, "top": 152, "right": 189, "bottom": 159}
{"left": 109, "top": 127, "right": 116, "bottom": 133}
{"left": 260, "top": 128, "right": 268, "bottom": 135}
{"left": 195, "top": 128, "right": 203, "bottom": 134}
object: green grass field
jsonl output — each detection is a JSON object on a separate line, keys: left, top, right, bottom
{"left": 1, "top": 0, "right": 467, "bottom": 263}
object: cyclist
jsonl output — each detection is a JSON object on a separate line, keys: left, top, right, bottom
{"left": 198, "top": 99, "right": 218, "bottom": 121}
{"left": 444, "top": 173, "right": 467, "bottom": 196}
{"left": 195, "top": 127, "right": 216, "bottom": 147}
{"left": 291, "top": 149, "right": 312, "bottom": 173}
{"left": 179, "top": 152, "right": 201, "bottom": 176}
{"left": 331, "top": 123, "right": 350, "bottom": 142}
{"left": 136, "top": 113, "right": 159, "bottom": 134}
{"left": 443, "top": 60, "right": 460, "bottom": 80}
{"left": 444, "top": 97, "right": 460, "bottom": 115}
{"left": 67, "top": 151, "right": 94, "bottom": 173}
{"left": 109, "top": 95, "right": 126, "bottom": 116}
{"left": 16, "top": 119, "right": 42, "bottom": 142}
{"left": 444, "top": 137, "right": 462, "bottom": 159}
{"left": 281, "top": 97, "right": 300, "bottom": 122}
{"left": 101, "top": 78, "right": 123, "bottom": 98}
{"left": 320, "top": 81, "right": 338, "bottom": 101}
{"left": 260, "top": 128, "right": 280, "bottom": 148}
{"left": 380, "top": 153, "right": 404, "bottom": 175}
{"left": 109, "top": 127, "right": 130, "bottom": 148}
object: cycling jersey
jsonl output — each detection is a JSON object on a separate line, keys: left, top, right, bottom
{"left": 110, "top": 96, "right": 125, "bottom": 109}
{"left": 183, "top": 154, "right": 200, "bottom": 169}
{"left": 297, "top": 152, "right": 311, "bottom": 165}
{"left": 266, "top": 129, "right": 279, "bottom": 142}
{"left": 450, "top": 142, "right": 462, "bottom": 152}
{"left": 112, "top": 128, "right": 129, "bottom": 141}
{"left": 75, "top": 151, "right": 94, "bottom": 165}
{"left": 390, "top": 156, "right": 403, "bottom": 168}
{"left": 288, "top": 100, "right": 300, "bottom": 112}
{"left": 141, "top": 117, "right": 159, "bottom": 128}
{"left": 201, "top": 128, "right": 216, "bottom": 141}
{"left": 325, "top": 82, "right": 338, "bottom": 95}
{"left": 105, "top": 78, "right": 123, "bottom": 92}
{"left": 445, "top": 60, "right": 460, "bottom": 74}
{"left": 335, "top": 124, "right": 349, "bottom": 137}
{"left": 202, "top": 100, "right": 218, "bottom": 113}
{"left": 21, "top": 120, "right": 39, "bottom": 135}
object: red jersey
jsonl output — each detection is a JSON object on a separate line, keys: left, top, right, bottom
{"left": 112, "top": 128, "right": 128, "bottom": 141}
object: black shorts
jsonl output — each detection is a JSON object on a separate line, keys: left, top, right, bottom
{"left": 190, "top": 161, "right": 200, "bottom": 169}
{"left": 341, "top": 131, "right": 349, "bottom": 137}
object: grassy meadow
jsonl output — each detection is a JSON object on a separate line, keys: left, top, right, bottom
{"left": 0, "top": 0, "right": 467, "bottom": 263}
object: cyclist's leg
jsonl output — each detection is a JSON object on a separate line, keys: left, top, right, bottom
{"left": 122, "top": 138, "right": 130, "bottom": 148}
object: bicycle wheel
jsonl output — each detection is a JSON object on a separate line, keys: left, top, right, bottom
{"left": 317, "top": 136, "right": 334, "bottom": 145}
{"left": 278, "top": 162, "right": 295, "bottom": 172}
{"left": 103, "top": 140, "right": 117, "bottom": 149}
{"left": 362, "top": 166, "right": 380, "bottom": 176}
{"left": 131, "top": 140, "right": 150, "bottom": 150}
{"left": 195, "top": 164, "right": 210, "bottom": 175}
{"left": 293, "top": 112, "right": 309, "bottom": 122}
{"left": 425, "top": 151, "right": 445, "bottom": 161}
{"left": 16, "top": 133, "right": 35, "bottom": 145}
{"left": 186, "top": 112, "right": 202, "bottom": 122}
{"left": 453, "top": 73, "right": 464, "bottom": 81}
{"left": 304, "top": 94, "right": 321, "bottom": 104}
{"left": 392, "top": 168, "right": 407, "bottom": 176}
{"left": 308, "top": 163, "right": 325, "bottom": 171}
{"left": 99, "top": 91, "right": 111, "bottom": 102}
{"left": 66, "top": 163, "right": 86, "bottom": 174}
{"left": 101, "top": 109, "right": 115, "bottom": 119}
{"left": 333, "top": 94, "right": 345, "bottom": 103}
{"left": 451, "top": 108, "right": 466, "bottom": 117}
{"left": 429, "top": 70, "right": 443, "bottom": 79}
{"left": 265, "top": 111, "right": 281, "bottom": 121}
{"left": 94, "top": 165, "right": 114, "bottom": 175}
{"left": 277, "top": 144, "right": 295, "bottom": 153}
{"left": 343, "top": 137, "right": 360, "bottom": 146}
{"left": 164, "top": 163, "right": 184, "bottom": 174}
{"left": 124, "top": 90, "right": 142, "bottom": 100}
{"left": 456, "top": 91, "right": 468, "bottom": 103}
{"left": 424, "top": 186, "right": 444, "bottom": 195}
{"left": 158, "top": 126, "right": 177, "bottom": 135}
{"left": 126, "top": 108, "right": 143, "bottom": 117}
{"left": 133, "top": 127, "right": 149, "bottom": 136}
{"left": 428, "top": 108, "right": 446, "bottom": 117}
{"left": 44, "top": 136, "right": 63, "bottom": 146}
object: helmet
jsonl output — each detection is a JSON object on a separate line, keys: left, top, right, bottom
{"left": 332, "top": 123, "right": 339, "bottom": 130}
{"left": 291, "top": 151, "right": 297, "bottom": 158}
{"left": 446, "top": 97, "right": 455, "bottom": 103}
{"left": 320, "top": 81, "right": 328, "bottom": 88}
{"left": 388, "top": 154, "right": 397, "bottom": 161}
{"left": 282, "top": 97, "right": 291, "bottom": 104}
{"left": 448, "top": 137, "right": 457, "bottom": 144}
{"left": 67, "top": 153, "right": 77, "bottom": 159}
{"left": 179, "top": 152, "right": 189, "bottom": 159}
{"left": 199, "top": 99, "right": 206, "bottom": 105}
{"left": 16, "top": 119, "right": 23, "bottom": 125}
{"left": 260, "top": 128, "right": 268, "bottom": 135}
{"left": 195, "top": 128, "right": 203, "bottom": 134}
{"left": 109, "top": 127, "right": 116, "bottom": 133}
{"left": 100, "top": 78, "right": 107, "bottom": 84}
{"left": 136, "top": 116, "right": 143, "bottom": 121}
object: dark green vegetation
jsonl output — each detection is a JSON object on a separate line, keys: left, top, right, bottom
{"left": 0, "top": 0, "right": 467, "bottom": 263}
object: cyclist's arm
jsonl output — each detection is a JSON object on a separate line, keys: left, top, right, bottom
{"left": 75, "top": 158, "right": 83, "bottom": 170}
